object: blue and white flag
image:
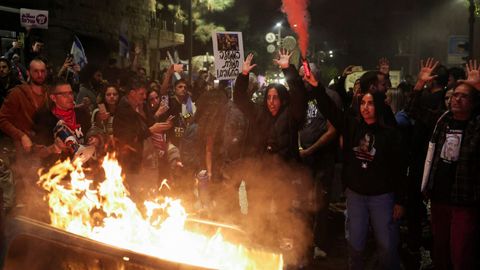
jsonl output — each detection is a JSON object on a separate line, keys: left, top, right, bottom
{"left": 70, "top": 36, "right": 88, "bottom": 69}
{"left": 119, "top": 33, "right": 130, "bottom": 59}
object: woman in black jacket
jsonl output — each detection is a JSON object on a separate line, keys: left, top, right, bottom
{"left": 234, "top": 51, "right": 307, "bottom": 162}
{"left": 233, "top": 51, "right": 311, "bottom": 264}
{"left": 307, "top": 71, "right": 406, "bottom": 270}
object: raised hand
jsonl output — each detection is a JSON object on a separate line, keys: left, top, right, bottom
{"left": 173, "top": 64, "right": 183, "bottom": 73}
{"left": 458, "top": 59, "right": 480, "bottom": 91}
{"left": 342, "top": 65, "right": 355, "bottom": 77}
{"left": 98, "top": 110, "right": 110, "bottom": 121}
{"left": 155, "top": 103, "right": 169, "bottom": 118}
{"left": 63, "top": 56, "right": 74, "bottom": 69}
{"left": 242, "top": 53, "right": 257, "bottom": 75}
{"left": 134, "top": 44, "right": 142, "bottom": 56}
{"left": 12, "top": 41, "right": 22, "bottom": 49}
{"left": 378, "top": 57, "right": 390, "bottom": 75}
{"left": 273, "top": 49, "right": 292, "bottom": 69}
{"left": 418, "top": 58, "right": 439, "bottom": 82}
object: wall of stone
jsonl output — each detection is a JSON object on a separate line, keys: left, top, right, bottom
{"left": 45, "top": 0, "right": 152, "bottom": 69}
{"left": 0, "top": 0, "right": 152, "bottom": 71}
{"left": 50, "top": 0, "right": 151, "bottom": 41}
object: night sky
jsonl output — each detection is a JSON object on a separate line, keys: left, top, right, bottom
{"left": 240, "top": 0, "right": 479, "bottom": 76}
{"left": 217, "top": 0, "right": 468, "bottom": 73}
{"left": 203, "top": 0, "right": 413, "bottom": 73}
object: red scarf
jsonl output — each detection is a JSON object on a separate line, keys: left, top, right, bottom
{"left": 52, "top": 106, "right": 80, "bottom": 131}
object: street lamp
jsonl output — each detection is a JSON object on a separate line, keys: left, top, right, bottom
{"left": 275, "top": 22, "right": 282, "bottom": 48}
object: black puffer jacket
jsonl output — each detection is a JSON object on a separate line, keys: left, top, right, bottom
{"left": 233, "top": 65, "right": 307, "bottom": 162}
{"left": 113, "top": 97, "right": 150, "bottom": 173}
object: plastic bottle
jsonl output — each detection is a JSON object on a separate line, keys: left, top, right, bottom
{"left": 238, "top": 180, "right": 248, "bottom": 215}
{"left": 196, "top": 170, "right": 210, "bottom": 209}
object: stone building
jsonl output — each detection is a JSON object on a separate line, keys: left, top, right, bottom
{"left": 0, "top": 0, "right": 184, "bottom": 78}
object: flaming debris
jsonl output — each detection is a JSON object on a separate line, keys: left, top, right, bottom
{"left": 37, "top": 155, "right": 283, "bottom": 270}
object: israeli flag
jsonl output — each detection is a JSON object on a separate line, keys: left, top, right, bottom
{"left": 119, "top": 33, "right": 130, "bottom": 59}
{"left": 70, "top": 35, "right": 88, "bottom": 69}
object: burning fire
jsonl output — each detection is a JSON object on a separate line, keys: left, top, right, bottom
{"left": 37, "top": 155, "right": 283, "bottom": 270}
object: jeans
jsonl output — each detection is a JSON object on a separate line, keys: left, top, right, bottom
{"left": 345, "top": 188, "right": 400, "bottom": 270}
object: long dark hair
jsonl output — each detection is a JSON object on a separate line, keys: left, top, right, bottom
{"left": 101, "top": 84, "right": 120, "bottom": 113}
{"left": 263, "top": 83, "right": 289, "bottom": 115}
{"left": 357, "top": 91, "right": 388, "bottom": 128}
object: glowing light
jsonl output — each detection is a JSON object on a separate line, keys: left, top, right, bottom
{"left": 38, "top": 155, "right": 283, "bottom": 270}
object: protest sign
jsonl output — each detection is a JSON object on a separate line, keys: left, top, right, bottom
{"left": 345, "top": 70, "right": 401, "bottom": 91}
{"left": 212, "top": 31, "right": 244, "bottom": 80}
{"left": 447, "top": 35, "right": 468, "bottom": 65}
{"left": 20, "top": 8, "right": 49, "bottom": 29}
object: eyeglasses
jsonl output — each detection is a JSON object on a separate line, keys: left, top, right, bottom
{"left": 452, "top": 92, "right": 471, "bottom": 100}
{"left": 54, "top": 91, "right": 74, "bottom": 98}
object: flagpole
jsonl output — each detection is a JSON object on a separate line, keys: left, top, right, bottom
{"left": 188, "top": 0, "right": 193, "bottom": 86}
{"left": 468, "top": 0, "right": 475, "bottom": 59}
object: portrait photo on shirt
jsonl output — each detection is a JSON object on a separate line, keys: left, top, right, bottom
{"left": 440, "top": 130, "right": 463, "bottom": 163}
{"left": 353, "top": 132, "right": 377, "bottom": 167}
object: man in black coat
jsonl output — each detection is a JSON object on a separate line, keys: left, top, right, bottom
{"left": 113, "top": 78, "right": 172, "bottom": 174}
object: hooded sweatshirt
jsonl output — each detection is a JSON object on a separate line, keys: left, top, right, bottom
{"left": 313, "top": 87, "right": 407, "bottom": 204}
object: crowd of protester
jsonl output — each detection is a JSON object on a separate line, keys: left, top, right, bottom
{"left": 0, "top": 36, "right": 479, "bottom": 270}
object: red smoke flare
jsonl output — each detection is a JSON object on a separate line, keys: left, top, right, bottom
{"left": 282, "top": 0, "right": 310, "bottom": 58}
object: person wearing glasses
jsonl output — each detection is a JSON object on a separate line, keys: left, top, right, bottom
{"left": 407, "top": 59, "right": 480, "bottom": 270}
{"left": 32, "top": 76, "right": 99, "bottom": 165}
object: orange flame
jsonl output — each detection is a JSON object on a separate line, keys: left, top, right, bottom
{"left": 37, "top": 155, "right": 283, "bottom": 270}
